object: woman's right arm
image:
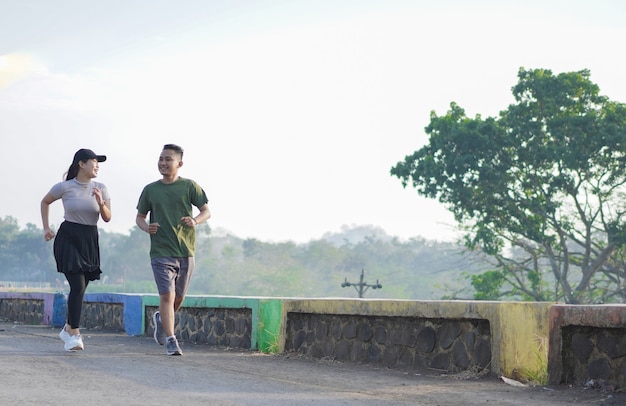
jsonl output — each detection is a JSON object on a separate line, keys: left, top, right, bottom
{"left": 41, "top": 192, "right": 58, "bottom": 241}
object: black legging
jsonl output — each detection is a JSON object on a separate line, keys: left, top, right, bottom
{"left": 64, "top": 272, "right": 90, "bottom": 329}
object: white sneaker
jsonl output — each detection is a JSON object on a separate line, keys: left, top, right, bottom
{"left": 65, "top": 334, "right": 84, "bottom": 351}
{"left": 59, "top": 327, "right": 71, "bottom": 343}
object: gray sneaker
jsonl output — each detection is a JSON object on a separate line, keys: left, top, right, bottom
{"left": 152, "top": 311, "right": 166, "bottom": 345}
{"left": 166, "top": 337, "right": 183, "bottom": 356}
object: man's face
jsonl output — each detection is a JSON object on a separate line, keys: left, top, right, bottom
{"left": 158, "top": 149, "right": 182, "bottom": 177}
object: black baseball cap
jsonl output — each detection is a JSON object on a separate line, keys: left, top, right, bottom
{"left": 73, "top": 148, "right": 107, "bottom": 163}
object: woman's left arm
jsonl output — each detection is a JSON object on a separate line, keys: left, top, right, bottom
{"left": 99, "top": 200, "right": 112, "bottom": 222}
{"left": 92, "top": 186, "right": 112, "bottom": 222}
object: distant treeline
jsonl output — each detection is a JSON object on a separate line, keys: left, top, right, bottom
{"left": 0, "top": 216, "right": 487, "bottom": 299}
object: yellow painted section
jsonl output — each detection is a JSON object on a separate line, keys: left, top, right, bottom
{"left": 495, "top": 302, "right": 552, "bottom": 378}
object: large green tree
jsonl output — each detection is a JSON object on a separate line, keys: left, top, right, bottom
{"left": 391, "top": 68, "right": 626, "bottom": 304}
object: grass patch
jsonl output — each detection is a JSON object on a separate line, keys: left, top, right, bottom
{"left": 520, "top": 334, "right": 548, "bottom": 385}
{"left": 261, "top": 328, "right": 280, "bottom": 353}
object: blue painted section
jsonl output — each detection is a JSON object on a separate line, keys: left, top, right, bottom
{"left": 52, "top": 292, "right": 67, "bottom": 327}
{"left": 84, "top": 292, "right": 122, "bottom": 303}
{"left": 82, "top": 293, "right": 146, "bottom": 336}
{"left": 123, "top": 295, "right": 144, "bottom": 336}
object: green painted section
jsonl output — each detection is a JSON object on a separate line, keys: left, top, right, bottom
{"left": 257, "top": 299, "right": 283, "bottom": 353}
{"left": 141, "top": 294, "right": 160, "bottom": 308}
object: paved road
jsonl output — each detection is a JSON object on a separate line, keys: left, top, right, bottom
{"left": 0, "top": 323, "right": 622, "bottom": 405}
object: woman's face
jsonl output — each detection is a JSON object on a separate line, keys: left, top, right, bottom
{"left": 79, "top": 158, "right": 100, "bottom": 178}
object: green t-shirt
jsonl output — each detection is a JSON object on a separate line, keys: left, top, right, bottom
{"left": 136, "top": 177, "right": 208, "bottom": 258}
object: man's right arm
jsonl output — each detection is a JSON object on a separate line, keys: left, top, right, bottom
{"left": 136, "top": 212, "right": 160, "bottom": 235}
{"left": 136, "top": 213, "right": 149, "bottom": 233}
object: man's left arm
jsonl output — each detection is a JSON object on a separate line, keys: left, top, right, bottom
{"left": 194, "top": 204, "right": 211, "bottom": 225}
{"left": 181, "top": 203, "right": 211, "bottom": 227}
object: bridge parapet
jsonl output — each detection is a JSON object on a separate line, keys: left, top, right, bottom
{"left": 3, "top": 292, "right": 624, "bottom": 388}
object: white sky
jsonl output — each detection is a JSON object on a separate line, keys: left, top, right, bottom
{"left": 1, "top": 0, "right": 625, "bottom": 243}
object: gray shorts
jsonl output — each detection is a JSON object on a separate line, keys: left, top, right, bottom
{"left": 150, "top": 257, "right": 195, "bottom": 297}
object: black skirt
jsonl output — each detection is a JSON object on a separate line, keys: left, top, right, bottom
{"left": 53, "top": 221, "right": 102, "bottom": 281}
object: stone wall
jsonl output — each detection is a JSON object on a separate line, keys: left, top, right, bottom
{"left": 144, "top": 306, "right": 252, "bottom": 349}
{"left": 284, "top": 312, "right": 492, "bottom": 373}
{"left": 548, "top": 304, "right": 626, "bottom": 388}
{"left": 561, "top": 326, "right": 626, "bottom": 387}
{"left": 82, "top": 302, "right": 125, "bottom": 332}
{"left": 0, "top": 299, "right": 44, "bottom": 324}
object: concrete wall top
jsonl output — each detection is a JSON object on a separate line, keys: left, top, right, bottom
{"left": 550, "top": 304, "right": 626, "bottom": 328}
